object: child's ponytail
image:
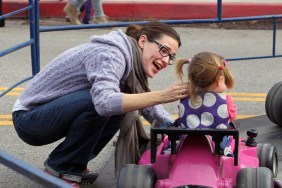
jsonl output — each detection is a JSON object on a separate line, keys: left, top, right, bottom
{"left": 175, "top": 59, "right": 189, "bottom": 81}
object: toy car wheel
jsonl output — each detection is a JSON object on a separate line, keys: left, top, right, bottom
{"left": 117, "top": 164, "right": 156, "bottom": 188}
{"left": 265, "top": 81, "right": 282, "bottom": 127}
{"left": 257, "top": 143, "right": 278, "bottom": 178}
{"left": 274, "top": 178, "right": 282, "bottom": 188}
{"left": 236, "top": 167, "right": 273, "bottom": 188}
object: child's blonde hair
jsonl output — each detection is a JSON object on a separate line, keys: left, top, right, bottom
{"left": 176, "top": 52, "right": 234, "bottom": 104}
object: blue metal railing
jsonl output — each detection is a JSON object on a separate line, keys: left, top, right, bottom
{"left": 0, "top": 150, "right": 72, "bottom": 188}
{"left": 40, "top": 15, "right": 282, "bottom": 62}
{"left": 0, "top": 0, "right": 39, "bottom": 97}
{"left": 39, "top": 0, "right": 282, "bottom": 62}
{"left": 1, "top": 0, "right": 73, "bottom": 187}
{"left": 1, "top": 0, "right": 281, "bottom": 97}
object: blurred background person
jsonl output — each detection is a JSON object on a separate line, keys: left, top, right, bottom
{"left": 64, "top": 0, "right": 108, "bottom": 25}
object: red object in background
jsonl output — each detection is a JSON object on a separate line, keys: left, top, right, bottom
{"left": 2, "top": 1, "right": 282, "bottom": 21}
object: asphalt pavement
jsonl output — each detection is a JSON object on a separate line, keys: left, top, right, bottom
{"left": 1, "top": 8, "right": 282, "bottom": 188}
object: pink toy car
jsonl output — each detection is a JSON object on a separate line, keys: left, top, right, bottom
{"left": 117, "top": 122, "right": 279, "bottom": 188}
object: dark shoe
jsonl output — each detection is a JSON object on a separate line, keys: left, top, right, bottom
{"left": 80, "top": 168, "right": 98, "bottom": 184}
{"left": 44, "top": 162, "right": 97, "bottom": 185}
{"left": 82, "top": 20, "right": 91, "bottom": 24}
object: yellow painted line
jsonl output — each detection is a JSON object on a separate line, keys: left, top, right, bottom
{"left": 227, "top": 92, "right": 266, "bottom": 102}
{"left": 0, "top": 121, "right": 13, "bottom": 126}
{"left": 1, "top": 89, "right": 266, "bottom": 95}
{"left": 0, "top": 115, "right": 12, "bottom": 126}
{"left": 169, "top": 114, "right": 255, "bottom": 119}
{"left": 235, "top": 115, "right": 257, "bottom": 119}
{"left": 140, "top": 115, "right": 255, "bottom": 126}
{"left": 0, "top": 89, "right": 266, "bottom": 125}
{"left": 0, "top": 87, "right": 24, "bottom": 96}
{"left": 1, "top": 114, "right": 257, "bottom": 126}
{"left": 3, "top": 92, "right": 22, "bottom": 96}
{"left": 0, "top": 87, "right": 24, "bottom": 91}
{"left": 227, "top": 92, "right": 266, "bottom": 97}
{"left": 0, "top": 115, "right": 12, "bottom": 119}
{"left": 0, "top": 87, "right": 268, "bottom": 101}
{"left": 0, "top": 89, "right": 267, "bottom": 95}
{"left": 232, "top": 97, "right": 265, "bottom": 102}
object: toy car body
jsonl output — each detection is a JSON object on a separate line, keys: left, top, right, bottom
{"left": 117, "top": 124, "right": 278, "bottom": 188}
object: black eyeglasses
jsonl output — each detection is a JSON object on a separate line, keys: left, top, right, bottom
{"left": 149, "top": 39, "right": 176, "bottom": 64}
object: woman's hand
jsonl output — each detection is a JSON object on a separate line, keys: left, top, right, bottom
{"left": 122, "top": 82, "right": 189, "bottom": 113}
{"left": 160, "top": 82, "right": 189, "bottom": 103}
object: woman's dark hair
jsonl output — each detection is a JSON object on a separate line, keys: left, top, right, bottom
{"left": 125, "top": 21, "right": 181, "bottom": 48}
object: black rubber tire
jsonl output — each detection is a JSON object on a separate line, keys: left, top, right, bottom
{"left": 274, "top": 178, "right": 282, "bottom": 188}
{"left": 117, "top": 164, "right": 156, "bottom": 188}
{"left": 257, "top": 143, "right": 278, "bottom": 178}
{"left": 265, "top": 82, "right": 282, "bottom": 127}
{"left": 236, "top": 167, "right": 273, "bottom": 188}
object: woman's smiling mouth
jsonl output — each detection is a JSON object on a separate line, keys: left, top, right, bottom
{"left": 153, "top": 61, "right": 163, "bottom": 71}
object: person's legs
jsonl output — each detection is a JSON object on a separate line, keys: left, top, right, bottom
{"left": 13, "top": 89, "right": 114, "bottom": 182}
{"left": 81, "top": 0, "right": 93, "bottom": 24}
{"left": 46, "top": 106, "right": 111, "bottom": 182}
{"left": 92, "top": 115, "right": 121, "bottom": 157}
{"left": 79, "top": 0, "right": 86, "bottom": 12}
{"left": 69, "top": 0, "right": 84, "bottom": 10}
{"left": 13, "top": 89, "right": 95, "bottom": 145}
{"left": 91, "top": 0, "right": 108, "bottom": 23}
{"left": 80, "top": 115, "right": 121, "bottom": 184}
{"left": 64, "top": 0, "right": 84, "bottom": 25}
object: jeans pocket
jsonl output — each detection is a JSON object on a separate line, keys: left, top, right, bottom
{"left": 12, "top": 110, "right": 25, "bottom": 125}
{"left": 13, "top": 110, "right": 43, "bottom": 135}
{"left": 12, "top": 110, "right": 24, "bottom": 118}
{"left": 13, "top": 111, "right": 46, "bottom": 145}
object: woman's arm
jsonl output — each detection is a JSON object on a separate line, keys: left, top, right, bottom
{"left": 86, "top": 43, "right": 188, "bottom": 116}
{"left": 122, "top": 82, "right": 189, "bottom": 113}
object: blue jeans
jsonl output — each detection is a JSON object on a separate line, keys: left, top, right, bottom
{"left": 80, "top": 0, "right": 93, "bottom": 23}
{"left": 13, "top": 89, "right": 121, "bottom": 180}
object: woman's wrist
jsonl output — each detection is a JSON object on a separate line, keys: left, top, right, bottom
{"left": 122, "top": 92, "right": 161, "bottom": 112}
{"left": 150, "top": 91, "right": 163, "bottom": 104}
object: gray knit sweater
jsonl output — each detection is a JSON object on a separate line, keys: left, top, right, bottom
{"left": 13, "top": 30, "right": 174, "bottom": 125}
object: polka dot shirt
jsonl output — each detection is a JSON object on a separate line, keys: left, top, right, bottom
{"left": 178, "top": 91, "right": 229, "bottom": 129}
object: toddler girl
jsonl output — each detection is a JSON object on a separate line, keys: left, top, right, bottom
{"left": 175, "top": 52, "right": 237, "bottom": 156}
